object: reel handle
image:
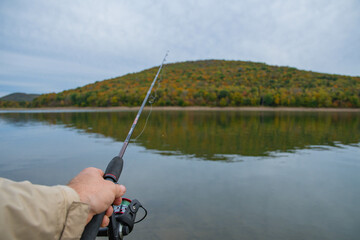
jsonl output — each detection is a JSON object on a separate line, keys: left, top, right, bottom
{"left": 80, "top": 156, "right": 124, "bottom": 240}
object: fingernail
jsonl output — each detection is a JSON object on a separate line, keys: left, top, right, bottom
{"left": 119, "top": 184, "right": 126, "bottom": 193}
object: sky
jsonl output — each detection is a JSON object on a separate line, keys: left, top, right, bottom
{"left": 0, "top": 0, "right": 359, "bottom": 97}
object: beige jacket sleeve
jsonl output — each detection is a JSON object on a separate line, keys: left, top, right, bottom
{"left": 0, "top": 178, "right": 90, "bottom": 240}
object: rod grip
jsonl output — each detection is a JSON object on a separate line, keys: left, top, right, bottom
{"left": 80, "top": 212, "right": 106, "bottom": 240}
{"left": 80, "top": 156, "right": 124, "bottom": 240}
{"left": 104, "top": 156, "right": 124, "bottom": 182}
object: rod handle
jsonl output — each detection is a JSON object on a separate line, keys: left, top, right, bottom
{"left": 80, "top": 156, "right": 124, "bottom": 240}
{"left": 104, "top": 156, "right": 124, "bottom": 182}
{"left": 80, "top": 211, "right": 106, "bottom": 240}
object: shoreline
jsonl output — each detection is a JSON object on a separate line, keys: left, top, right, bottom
{"left": 1, "top": 106, "right": 360, "bottom": 112}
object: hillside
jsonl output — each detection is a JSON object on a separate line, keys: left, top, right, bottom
{"left": 0, "top": 93, "right": 40, "bottom": 102}
{"left": 5, "top": 60, "right": 360, "bottom": 108}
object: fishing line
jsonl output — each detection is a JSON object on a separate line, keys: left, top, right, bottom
{"left": 131, "top": 59, "right": 167, "bottom": 143}
{"left": 131, "top": 104, "right": 152, "bottom": 142}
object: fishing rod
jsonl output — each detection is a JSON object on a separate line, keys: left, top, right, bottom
{"left": 81, "top": 51, "right": 168, "bottom": 240}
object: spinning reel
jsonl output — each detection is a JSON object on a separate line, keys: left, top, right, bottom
{"left": 97, "top": 198, "right": 147, "bottom": 240}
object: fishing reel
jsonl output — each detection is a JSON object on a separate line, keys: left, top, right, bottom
{"left": 97, "top": 198, "right": 147, "bottom": 240}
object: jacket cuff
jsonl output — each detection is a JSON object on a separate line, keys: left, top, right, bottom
{"left": 59, "top": 186, "right": 90, "bottom": 239}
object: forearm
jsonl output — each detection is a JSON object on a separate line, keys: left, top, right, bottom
{"left": 0, "top": 178, "right": 89, "bottom": 240}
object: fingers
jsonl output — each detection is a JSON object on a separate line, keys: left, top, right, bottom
{"left": 101, "top": 206, "right": 114, "bottom": 227}
{"left": 101, "top": 207, "right": 112, "bottom": 227}
{"left": 113, "top": 197, "right": 122, "bottom": 206}
{"left": 101, "top": 215, "right": 110, "bottom": 227}
{"left": 105, "top": 206, "right": 113, "bottom": 217}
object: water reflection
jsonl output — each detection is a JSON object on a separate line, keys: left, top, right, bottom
{"left": 1, "top": 110, "right": 360, "bottom": 240}
{"left": 0, "top": 110, "right": 359, "bottom": 161}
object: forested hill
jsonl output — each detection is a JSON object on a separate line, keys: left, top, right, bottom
{"left": 16, "top": 60, "right": 360, "bottom": 107}
{"left": 0, "top": 93, "right": 40, "bottom": 102}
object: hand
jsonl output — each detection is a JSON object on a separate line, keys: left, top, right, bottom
{"left": 68, "top": 167, "right": 126, "bottom": 227}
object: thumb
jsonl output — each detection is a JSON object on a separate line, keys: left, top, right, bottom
{"left": 113, "top": 184, "right": 126, "bottom": 205}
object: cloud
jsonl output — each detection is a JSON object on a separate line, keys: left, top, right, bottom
{"left": 0, "top": 50, "right": 113, "bottom": 79}
{"left": 0, "top": 50, "right": 120, "bottom": 94}
{"left": 0, "top": 0, "right": 359, "bottom": 97}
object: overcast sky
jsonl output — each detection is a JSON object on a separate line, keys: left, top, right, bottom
{"left": 0, "top": 0, "right": 359, "bottom": 97}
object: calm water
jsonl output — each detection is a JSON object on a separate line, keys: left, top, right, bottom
{"left": 0, "top": 110, "right": 359, "bottom": 240}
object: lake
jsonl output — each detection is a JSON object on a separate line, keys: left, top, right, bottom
{"left": 0, "top": 109, "right": 359, "bottom": 240}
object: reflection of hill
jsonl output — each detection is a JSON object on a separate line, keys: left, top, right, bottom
{"left": 1, "top": 111, "right": 359, "bottom": 160}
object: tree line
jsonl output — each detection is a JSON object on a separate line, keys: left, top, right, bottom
{"left": 1, "top": 60, "right": 360, "bottom": 108}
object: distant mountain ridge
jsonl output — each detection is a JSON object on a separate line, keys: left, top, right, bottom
{"left": 0, "top": 93, "right": 40, "bottom": 102}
